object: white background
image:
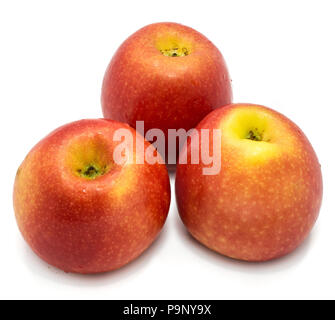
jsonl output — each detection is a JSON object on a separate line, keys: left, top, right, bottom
{"left": 0, "top": 0, "right": 334, "bottom": 300}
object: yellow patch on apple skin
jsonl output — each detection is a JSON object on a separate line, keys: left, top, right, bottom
{"left": 219, "top": 105, "right": 298, "bottom": 164}
{"left": 109, "top": 166, "right": 135, "bottom": 200}
{"left": 64, "top": 134, "right": 114, "bottom": 180}
{"left": 155, "top": 34, "right": 192, "bottom": 57}
{"left": 14, "top": 151, "right": 41, "bottom": 221}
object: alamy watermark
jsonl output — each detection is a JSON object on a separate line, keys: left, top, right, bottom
{"left": 112, "top": 121, "right": 221, "bottom": 175}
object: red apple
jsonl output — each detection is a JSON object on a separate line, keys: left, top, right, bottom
{"left": 13, "top": 119, "right": 170, "bottom": 273}
{"left": 176, "top": 104, "right": 323, "bottom": 261}
{"left": 101, "top": 22, "right": 232, "bottom": 163}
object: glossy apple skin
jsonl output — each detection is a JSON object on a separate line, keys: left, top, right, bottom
{"left": 176, "top": 104, "right": 323, "bottom": 261}
{"left": 101, "top": 22, "right": 232, "bottom": 162}
{"left": 13, "top": 119, "right": 170, "bottom": 273}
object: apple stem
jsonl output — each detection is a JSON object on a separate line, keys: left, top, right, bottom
{"left": 246, "top": 129, "right": 263, "bottom": 141}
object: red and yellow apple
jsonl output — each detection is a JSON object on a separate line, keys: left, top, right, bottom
{"left": 101, "top": 22, "right": 232, "bottom": 163}
{"left": 176, "top": 104, "right": 323, "bottom": 261}
{"left": 13, "top": 119, "right": 170, "bottom": 273}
